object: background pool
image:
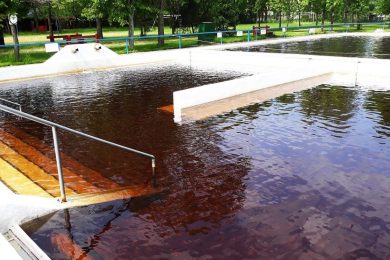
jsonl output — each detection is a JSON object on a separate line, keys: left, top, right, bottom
{"left": 227, "top": 36, "right": 390, "bottom": 59}
{"left": 8, "top": 74, "right": 388, "bottom": 259}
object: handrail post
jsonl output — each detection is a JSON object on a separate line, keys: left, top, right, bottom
{"left": 151, "top": 158, "right": 157, "bottom": 187}
{"left": 52, "top": 126, "right": 66, "bottom": 202}
{"left": 125, "top": 38, "right": 129, "bottom": 54}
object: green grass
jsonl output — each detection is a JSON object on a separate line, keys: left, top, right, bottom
{"left": 0, "top": 48, "right": 54, "bottom": 67}
{"left": 1, "top": 22, "right": 389, "bottom": 67}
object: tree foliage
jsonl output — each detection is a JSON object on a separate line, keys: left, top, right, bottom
{"left": 1, "top": 0, "right": 386, "bottom": 39}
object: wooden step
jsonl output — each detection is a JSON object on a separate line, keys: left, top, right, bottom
{"left": 0, "top": 129, "right": 101, "bottom": 194}
{"left": 0, "top": 141, "right": 77, "bottom": 198}
{"left": 67, "top": 185, "right": 164, "bottom": 207}
{"left": 4, "top": 126, "right": 120, "bottom": 190}
{"left": 0, "top": 158, "right": 51, "bottom": 198}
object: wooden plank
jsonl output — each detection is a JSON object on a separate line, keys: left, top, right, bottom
{"left": 0, "top": 141, "right": 77, "bottom": 197}
{"left": 0, "top": 158, "right": 51, "bottom": 198}
{"left": 4, "top": 126, "right": 120, "bottom": 190}
{"left": 0, "top": 129, "right": 102, "bottom": 194}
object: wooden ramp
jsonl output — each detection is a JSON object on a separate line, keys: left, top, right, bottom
{"left": 0, "top": 127, "right": 161, "bottom": 205}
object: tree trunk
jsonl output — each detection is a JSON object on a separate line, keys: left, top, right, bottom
{"left": 357, "top": 14, "right": 361, "bottom": 30}
{"left": 279, "top": 12, "right": 282, "bottom": 28}
{"left": 158, "top": 0, "right": 165, "bottom": 46}
{"left": 315, "top": 13, "right": 319, "bottom": 26}
{"left": 265, "top": 8, "right": 268, "bottom": 23}
{"left": 287, "top": 10, "right": 290, "bottom": 28}
{"left": 0, "top": 27, "right": 5, "bottom": 45}
{"left": 33, "top": 7, "right": 39, "bottom": 32}
{"left": 10, "top": 24, "right": 20, "bottom": 61}
{"left": 48, "top": 3, "right": 54, "bottom": 42}
{"left": 330, "top": 13, "right": 334, "bottom": 31}
{"left": 96, "top": 18, "right": 103, "bottom": 38}
{"left": 298, "top": 12, "right": 301, "bottom": 27}
{"left": 171, "top": 17, "right": 177, "bottom": 34}
{"left": 128, "top": 11, "right": 135, "bottom": 48}
{"left": 321, "top": 9, "right": 325, "bottom": 31}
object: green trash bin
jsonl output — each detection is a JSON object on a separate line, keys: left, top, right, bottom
{"left": 198, "top": 22, "right": 215, "bottom": 43}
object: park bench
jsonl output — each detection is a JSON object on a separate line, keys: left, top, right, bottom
{"left": 252, "top": 25, "right": 274, "bottom": 37}
{"left": 46, "top": 33, "right": 100, "bottom": 44}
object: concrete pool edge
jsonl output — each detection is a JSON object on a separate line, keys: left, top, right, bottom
{"left": 1, "top": 31, "right": 390, "bottom": 84}
{"left": 0, "top": 44, "right": 180, "bottom": 84}
{"left": 0, "top": 181, "right": 59, "bottom": 259}
{"left": 200, "top": 31, "right": 390, "bottom": 51}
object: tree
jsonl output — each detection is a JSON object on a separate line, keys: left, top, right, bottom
{"left": 379, "top": 0, "right": 390, "bottom": 13}
{"left": 295, "top": 0, "right": 309, "bottom": 26}
{"left": 211, "top": 0, "right": 242, "bottom": 30}
{"left": 109, "top": 0, "right": 137, "bottom": 47}
{"left": 0, "top": 0, "right": 8, "bottom": 45}
{"left": 180, "top": 0, "right": 201, "bottom": 32}
{"left": 1, "top": 0, "right": 29, "bottom": 59}
{"left": 269, "top": 0, "right": 287, "bottom": 28}
{"left": 166, "top": 0, "right": 187, "bottom": 34}
{"left": 52, "top": 0, "right": 85, "bottom": 29}
{"left": 352, "top": 0, "right": 372, "bottom": 27}
{"left": 157, "top": 0, "right": 165, "bottom": 46}
{"left": 82, "top": 0, "right": 109, "bottom": 38}
{"left": 326, "top": 0, "right": 343, "bottom": 29}
{"left": 255, "top": 0, "right": 269, "bottom": 26}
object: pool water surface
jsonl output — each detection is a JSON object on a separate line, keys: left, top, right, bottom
{"left": 227, "top": 36, "right": 390, "bottom": 59}
{"left": 0, "top": 66, "right": 389, "bottom": 259}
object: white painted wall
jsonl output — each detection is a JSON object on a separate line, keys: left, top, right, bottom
{"left": 0, "top": 234, "right": 22, "bottom": 260}
{"left": 173, "top": 49, "right": 390, "bottom": 122}
{"left": 173, "top": 68, "right": 332, "bottom": 122}
{"left": 0, "top": 44, "right": 179, "bottom": 83}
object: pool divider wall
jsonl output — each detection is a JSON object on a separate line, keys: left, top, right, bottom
{"left": 179, "top": 73, "right": 334, "bottom": 122}
{"left": 173, "top": 49, "right": 390, "bottom": 122}
{"left": 173, "top": 69, "right": 332, "bottom": 123}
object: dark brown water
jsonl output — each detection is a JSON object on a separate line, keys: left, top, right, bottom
{"left": 1, "top": 66, "right": 390, "bottom": 259}
{"left": 228, "top": 36, "right": 390, "bottom": 59}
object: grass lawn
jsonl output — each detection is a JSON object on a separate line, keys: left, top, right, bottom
{"left": 1, "top": 22, "right": 389, "bottom": 67}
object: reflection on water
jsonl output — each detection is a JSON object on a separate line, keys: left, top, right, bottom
{"left": 228, "top": 36, "right": 390, "bottom": 59}
{"left": 1, "top": 72, "right": 389, "bottom": 259}
{"left": 0, "top": 65, "right": 247, "bottom": 186}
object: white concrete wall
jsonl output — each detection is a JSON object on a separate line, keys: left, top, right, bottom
{"left": 173, "top": 49, "right": 390, "bottom": 122}
{"left": 173, "top": 68, "right": 332, "bottom": 122}
{"left": 0, "top": 44, "right": 180, "bottom": 83}
{"left": 199, "top": 31, "right": 390, "bottom": 51}
{"left": 0, "top": 234, "right": 22, "bottom": 260}
{"left": 0, "top": 182, "right": 60, "bottom": 233}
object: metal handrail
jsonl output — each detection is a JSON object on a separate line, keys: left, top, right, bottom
{"left": 0, "top": 103, "right": 156, "bottom": 202}
{"left": 0, "top": 98, "right": 22, "bottom": 111}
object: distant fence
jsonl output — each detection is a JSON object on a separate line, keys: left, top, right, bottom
{"left": 0, "top": 21, "right": 389, "bottom": 65}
